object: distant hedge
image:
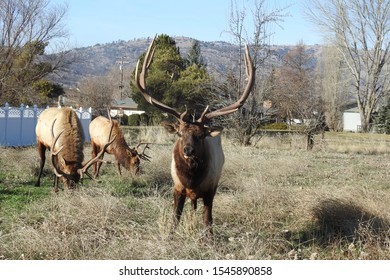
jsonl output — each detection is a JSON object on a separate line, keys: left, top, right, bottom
{"left": 262, "top": 122, "right": 288, "bottom": 130}
{"left": 128, "top": 114, "right": 140, "bottom": 126}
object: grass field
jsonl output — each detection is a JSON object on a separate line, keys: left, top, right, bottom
{"left": 1, "top": 129, "right": 390, "bottom": 260}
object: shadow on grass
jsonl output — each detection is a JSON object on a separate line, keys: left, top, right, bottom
{"left": 289, "top": 198, "right": 390, "bottom": 251}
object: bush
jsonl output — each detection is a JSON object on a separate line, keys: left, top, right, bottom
{"left": 128, "top": 114, "right": 140, "bottom": 126}
{"left": 121, "top": 115, "right": 128, "bottom": 126}
{"left": 262, "top": 122, "right": 288, "bottom": 130}
{"left": 139, "top": 113, "right": 150, "bottom": 126}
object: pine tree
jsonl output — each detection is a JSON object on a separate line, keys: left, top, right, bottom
{"left": 185, "top": 40, "right": 207, "bottom": 68}
{"left": 131, "top": 35, "right": 212, "bottom": 123}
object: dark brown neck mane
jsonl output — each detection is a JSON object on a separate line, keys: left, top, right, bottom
{"left": 173, "top": 140, "right": 208, "bottom": 189}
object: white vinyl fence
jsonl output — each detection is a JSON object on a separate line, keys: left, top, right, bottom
{"left": 0, "top": 103, "right": 92, "bottom": 147}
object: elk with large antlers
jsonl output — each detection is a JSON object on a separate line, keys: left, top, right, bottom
{"left": 89, "top": 115, "right": 150, "bottom": 177}
{"left": 35, "top": 107, "right": 115, "bottom": 192}
{"left": 135, "top": 36, "right": 255, "bottom": 237}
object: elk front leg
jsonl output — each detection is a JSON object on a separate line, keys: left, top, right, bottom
{"left": 53, "top": 174, "right": 59, "bottom": 193}
{"left": 95, "top": 158, "right": 104, "bottom": 178}
{"left": 35, "top": 143, "right": 46, "bottom": 186}
{"left": 172, "top": 189, "right": 186, "bottom": 231}
{"left": 116, "top": 161, "right": 122, "bottom": 176}
{"left": 202, "top": 193, "right": 215, "bottom": 238}
{"left": 91, "top": 144, "right": 103, "bottom": 177}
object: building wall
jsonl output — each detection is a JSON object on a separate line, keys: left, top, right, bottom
{"left": 343, "top": 112, "right": 361, "bottom": 132}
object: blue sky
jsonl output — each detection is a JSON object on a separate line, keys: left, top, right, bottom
{"left": 53, "top": 0, "right": 322, "bottom": 48}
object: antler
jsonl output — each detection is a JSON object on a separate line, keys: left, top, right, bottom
{"left": 200, "top": 44, "right": 255, "bottom": 122}
{"left": 135, "top": 34, "right": 255, "bottom": 123}
{"left": 50, "top": 119, "right": 67, "bottom": 179}
{"left": 77, "top": 120, "right": 117, "bottom": 178}
{"left": 135, "top": 142, "right": 151, "bottom": 161}
{"left": 135, "top": 35, "right": 184, "bottom": 120}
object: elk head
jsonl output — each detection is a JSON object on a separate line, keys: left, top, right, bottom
{"left": 126, "top": 143, "right": 151, "bottom": 174}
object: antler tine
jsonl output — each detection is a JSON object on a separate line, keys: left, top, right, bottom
{"left": 107, "top": 106, "right": 112, "bottom": 122}
{"left": 180, "top": 106, "right": 188, "bottom": 121}
{"left": 78, "top": 119, "right": 117, "bottom": 178}
{"left": 135, "top": 142, "right": 151, "bottom": 161}
{"left": 134, "top": 35, "right": 183, "bottom": 119}
{"left": 78, "top": 134, "right": 117, "bottom": 178}
{"left": 203, "top": 44, "right": 255, "bottom": 121}
{"left": 197, "top": 105, "right": 210, "bottom": 123}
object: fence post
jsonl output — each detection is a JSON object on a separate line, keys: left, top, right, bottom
{"left": 33, "top": 104, "right": 38, "bottom": 129}
{"left": 4, "top": 102, "right": 9, "bottom": 145}
{"left": 19, "top": 103, "right": 25, "bottom": 146}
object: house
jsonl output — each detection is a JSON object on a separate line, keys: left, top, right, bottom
{"left": 110, "top": 97, "right": 145, "bottom": 117}
{"left": 343, "top": 107, "right": 361, "bottom": 132}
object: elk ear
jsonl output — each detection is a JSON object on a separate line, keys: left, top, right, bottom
{"left": 161, "top": 121, "right": 179, "bottom": 134}
{"left": 207, "top": 126, "right": 223, "bottom": 137}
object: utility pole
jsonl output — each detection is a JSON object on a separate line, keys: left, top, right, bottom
{"left": 116, "top": 56, "right": 130, "bottom": 100}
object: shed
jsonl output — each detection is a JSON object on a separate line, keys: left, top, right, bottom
{"left": 110, "top": 98, "right": 145, "bottom": 117}
{"left": 343, "top": 107, "right": 361, "bottom": 132}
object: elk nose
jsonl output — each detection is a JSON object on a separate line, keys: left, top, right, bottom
{"left": 183, "top": 146, "right": 194, "bottom": 157}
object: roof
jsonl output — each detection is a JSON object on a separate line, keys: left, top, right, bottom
{"left": 111, "top": 97, "right": 139, "bottom": 110}
{"left": 344, "top": 107, "right": 359, "bottom": 113}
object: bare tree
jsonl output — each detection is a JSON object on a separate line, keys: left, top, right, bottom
{"left": 219, "top": 0, "right": 287, "bottom": 145}
{"left": 0, "top": 0, "right": 69, "bottom": 105}
{"left": 306, "top": 0, "right": 390, "bottom": 132}
{"left": 272, "top": 43, "right": 325, "bottom": 150}
{"left": 316, "top": 42, "right": 351, "bottom": 131}
{"left": 75, "top": 76, "right": 113, "bottom": 116}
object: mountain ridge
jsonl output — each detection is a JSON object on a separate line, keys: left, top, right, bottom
{"left": 50, "top": 36, "right": 321, "bottom": 88}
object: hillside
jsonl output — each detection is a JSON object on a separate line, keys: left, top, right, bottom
{"left": 49, "top": 36, "right": 322, "bottom": 88}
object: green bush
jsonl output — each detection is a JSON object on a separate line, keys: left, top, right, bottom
{"left": 121, "top": 115, "right": 128, "bottom": 126}
{"left": 139, "top": 113, "right": 150, "bottom": 126}
{"left": 128, "top": 114, "right": 140, "bottom": 126}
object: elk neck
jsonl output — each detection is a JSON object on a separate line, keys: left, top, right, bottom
{"left": 173, "top": 138, "right": 208, "bottom": 189}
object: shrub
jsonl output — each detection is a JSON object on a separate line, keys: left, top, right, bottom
{"left": 128, "top": 114, "right": 140, "bottom": 126}
{"left": 139, "top": 113, "right": 150, "bottom": 126}
{"left": 262, "top": 122, "right": 288, "bottom": 130}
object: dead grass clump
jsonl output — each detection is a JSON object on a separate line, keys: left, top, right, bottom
{"left": 311, "top": 198, "right": 390, "bottom": 243}
{"left": 0, "top": 188, "right": 148, "bottom": 259}
{"left": 136, "top": 126, "right": 175, "bottom": 145}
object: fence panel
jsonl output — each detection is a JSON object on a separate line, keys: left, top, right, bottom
{"left": 0, "top": 104, "right": 92, "bottom": 147}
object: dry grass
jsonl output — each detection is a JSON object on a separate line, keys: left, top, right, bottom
{"left": 1, "top": 130, "right": 390, "bottom": 259}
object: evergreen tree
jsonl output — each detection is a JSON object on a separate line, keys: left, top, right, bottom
{"left": 0, "top": 0, "right": 68, "bottom": 105}
{"left": 185, "top": 40, "right": 207, "bottom": 68}
{"left": 131, "top": 35, "right": 212, "bottom": 123}
{"left": 373, "top": 100, "right": 390, "bottom": 134}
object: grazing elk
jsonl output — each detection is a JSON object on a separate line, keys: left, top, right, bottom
{"left": 134, "top": 36, "right": 255, "bottom": 237}
{"left": 89, "top": 115, "right": 150, "bottom": 177}
{"left": 35, "top": 107, "right": 115, "bottom": 192}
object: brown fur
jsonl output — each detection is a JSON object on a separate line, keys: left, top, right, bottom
{"left": 89, "top": 116, "right": 140, "bottom": 176}
{"left": 164, "top": 121, "right": 224, "bottom": 237}
{"left": 35, "top": 107, "right": 85, "bottom": 192}
{"left": 134, "top": 37, "right": 255, "bottom": 238}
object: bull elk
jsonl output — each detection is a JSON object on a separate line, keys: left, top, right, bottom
{"left": 134, "top": 36, "right": 255, "bottom": 237}
{"left": 89, "top": 115, "right": 151, "bottom": 177}
{"left": 35, "top": 107, "right": 115, "bottom": 192}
